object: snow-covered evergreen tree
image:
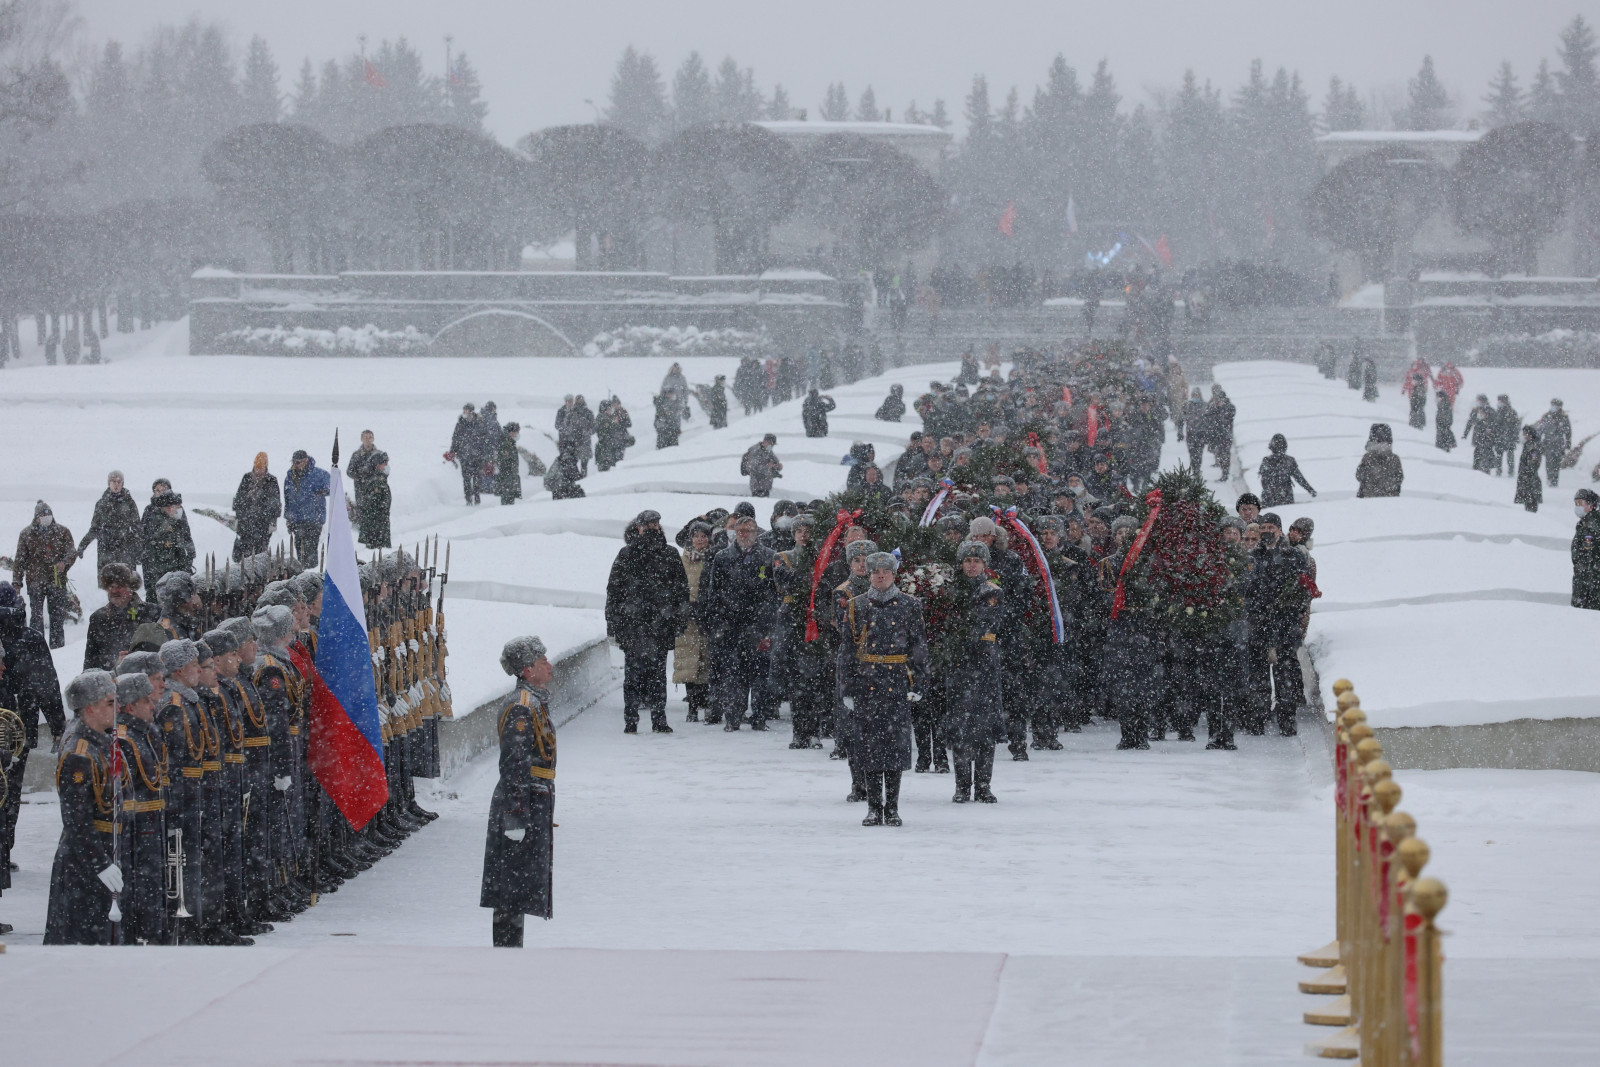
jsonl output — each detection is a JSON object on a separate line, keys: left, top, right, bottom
{"left": 820, "top": 81, "right": 849, "bottom": 121}
{"left": 672, "top": 52, "right": 713, "bottom": 131}
{"left": 1481, "top": 62, "right": 1524, "bottom": 127}
{"left": 1401, "top": 55, "right": 1451, "bottom": 130}
{"left": 604, "top": 47, "right": 668, "bottom": 143}
{"left": 856, "top": 86, "right": 880, "bottom": 121}
{"left": 240, "top": 35, "right": 280, "bottom": 124}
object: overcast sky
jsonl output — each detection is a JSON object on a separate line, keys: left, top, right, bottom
{"left": 75, "top": 0, "right": 1586, "bottom": 141}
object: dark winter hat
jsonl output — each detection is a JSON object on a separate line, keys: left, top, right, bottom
{"left": 634, "top": 509, "right": 662, "bottom": 527}
{"left": 33, "top": 500, "right": 51, "bottom": 518}
{"left": 1269, "top": 434, "right": 1288, "bottom": 453}
{"left": 688, "top": 521, "right": 714, "bottom": 538}
{"left": 1552, "top": 398, "right": 1563, "bottom": 407}
{"left": 292, "top": 449, "right": 310, "bottom": 462}
{"left": 1235, "top": 492, "right": 1261, "bottom": 512}
{"left": 505, "top": 421, "right": 521, "bottom": 434}
{"left": 991, "top": 475, "right": 1015, "bottom": 489}
{"left": 65, "top": 669, "right": 116, "bottom": 712}
{"left": 1368, "top": 423, "right": 1393, "bottom": 445}
{"left": 845, "top": 539, "right": 879, "bottom": 561}
{"left": 1578, "top": 489, "right": 1600, "bottom": 506}
{"left": 733, "top": 502, "right": 757, "bottom": 519}
{"left": 201, "top": 628, "right": 239, "bottom": 656}
{"left": 158, "top": 639, "right": 198, "bottom": 674}
{"left": 1258, "top": 512, "right": 1284, "bottom": 529}
{"left": 763, "top": 433, "right": 778, "bottom": 445}
{"left": 500, "top": 635, "right": 548, "bottom": 676}
{"left": 193, "top": 641, "right": 213, "bottom": 666}
{"left": 99, "top": 562, "right": 139, "bottom": 591}
{"left": 115, "top": 672, "right": 153, "bottom": 706}
{"left": 956, "top": 540, "right": 990, "bottom": 564}
{"left": 791, "top": 514, "right": 817, "bottom": 530}
{"left": 152, "top": 490, "right": 182, "bottom": 508}
{"left": 463, "top": 402, "right": 476, "bottom": 412}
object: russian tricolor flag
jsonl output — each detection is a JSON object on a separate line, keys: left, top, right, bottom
{"left": 309, "top": 456, "right": 388, "bottom": 829}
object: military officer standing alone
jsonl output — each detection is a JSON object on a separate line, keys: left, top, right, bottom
{"left": 482, "top": 636, "right": 557, "bottom": 947}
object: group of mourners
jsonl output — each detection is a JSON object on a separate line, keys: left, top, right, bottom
{"left": 601, "top": 342, "right": 1323, "bottom": 829}
{"left": 0, "top": 544, "right": 450, "bottom": 944}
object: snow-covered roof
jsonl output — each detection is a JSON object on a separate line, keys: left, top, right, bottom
{"left": 1316, "top": 129, "right": 1483, "bottom": 144}
{"left": 754, "top": 120, "right": 951, "bottom": 140}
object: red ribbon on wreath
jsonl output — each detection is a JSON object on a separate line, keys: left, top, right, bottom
{"left": 806, "top": 509, "right": 860, "bottom": 642}
{"left": 1111, "top": 488, "right": 1162, "bottom": 620}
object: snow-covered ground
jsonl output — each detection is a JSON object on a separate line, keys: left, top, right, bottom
{"left": 3, "top": 333, "right": 1598, "bottom": 1063}
{"left": 1215, "top": 361, "right": 1600, "bottom": 729}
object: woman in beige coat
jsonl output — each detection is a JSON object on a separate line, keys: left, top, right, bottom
{"left": 673, "top": 521, "right": 713, "bottom": 720}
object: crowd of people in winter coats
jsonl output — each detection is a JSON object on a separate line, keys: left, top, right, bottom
{"left": 600, "top": 344, "right": 1325, "bottom": 827}
{"left": 9, "top": 444, "right": 393, "bottom": 651}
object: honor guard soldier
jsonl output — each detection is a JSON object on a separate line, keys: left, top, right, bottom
{"left": 155, "top": 571, "right": 204, "bottom": 641}
{"left": 200, "top": 632, "right": 259, "bottom": 940}
{"left": 481, "top": 636, "right": 556, "bottom": 947}
{"left": 251, "top": 605, "right": 308, "bottom": 911}
{"left": 155, "top": 639, "right": 210, "bottom": 940}
{"left": 44, "top": 670, "right": 120, "bottom": 945}
{"left": 831, "top": 539, "right": 877, "bottom": 800}
{"left": 113, "top": 671, "right": 169, "bottom": 944}
{"left": 840, "top": 553, "right": 930, "bottom": 826}
{"left": 220, "top": 615, "right": 294, "bottom": 921}
{"left": 941, "top": 542, "right": 1008, "bottom": 802}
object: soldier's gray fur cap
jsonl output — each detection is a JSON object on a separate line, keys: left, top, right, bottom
{"left": 155, "top": 570, "right": 196, "bottom": 607}
{"left": 968, "top": 516, "right": 998, "bottom": 537}
{"left": 500, "top": 635, "right": 548, "bottom": 676}
{"left": 65, "top": 669, "right": 116, "bottom": 711}
{"left": 289, "top": 571, "right": 324, "bottom": 602}
{"left": 201, "top": 628, "right": 239, "bottom": 656}
{"left": 1111, "top": 516, "right": 1140, "bottom": 535}
{"left": 251, "top": 605, "right": 295, "bottom": 645}
{"left": 257, "top": 581, "right": 302, "bottom": 609}
{"left": 159, "top": 639, "right": 199, "bottom": 674}
{"left": 865, "top": 551, "right": 899, "bottom": 573}
{"left": 217, "top": 617, "right": 254, "bottom": 644}
{"left": 791, "top": 513, "right": 817, "bottom": 530}
{"left": 845, "top": 539, "right": 879, "bottom": 561}
{"left": 116, "top": 651, "right": 162, "bottom": 678}
{"left": 115, "top": 672, "right": 154, "bottom": 706}
{"left": 957, "top": 540, "right": 991, "bottom": 564}
{"left": 193, "top": 641, "right": 213, "bottom": 665}
{"left": 1035, "top": 515, "right": 1065, "bottom": 534}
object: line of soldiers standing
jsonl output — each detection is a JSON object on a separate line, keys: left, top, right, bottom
{"left": 19, "top": 546, "right": 451, "bottom": 945}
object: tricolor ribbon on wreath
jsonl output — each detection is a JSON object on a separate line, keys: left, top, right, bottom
{"left": 918, "top": 478, "right": 955, "bottom": 528}
{"left": 989, "top": 505, "right": 1064, "bottom": 645}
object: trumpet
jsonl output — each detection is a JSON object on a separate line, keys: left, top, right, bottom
{"left": 0, "top": 707, "right": 25, "bottom": 811}
{"left": 165, "top": 827, "right": 194, "bottom": 921}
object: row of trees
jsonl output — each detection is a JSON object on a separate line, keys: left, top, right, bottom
{"left": 204, "top": 120, "right": 942, "bottom": 275}
{"left": 1312, "top": 121, "right": 1593, "bottom": 277}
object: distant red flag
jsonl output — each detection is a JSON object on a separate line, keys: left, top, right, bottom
{"left": 364, "top": 58, "right": 387, "bottom": 89}
{"left": 999, "top": 201, "right": 1016, "bottom": 237}
{"left": 1154, "top": 234, "right": 1174, "bottom": 268}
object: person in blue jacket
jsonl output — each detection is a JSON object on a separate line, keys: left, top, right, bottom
{"left": 282, "top": 450, "right": 331, "bottom": 567}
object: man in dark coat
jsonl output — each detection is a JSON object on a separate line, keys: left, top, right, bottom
{"left": 495, "top": 424, "right": 523, "bottom": 505}
{"left": 43, "top": 670, "right": 119, "bottom": 945}
{"left": 742, "top": 434, "right": 783, "bottom": 498}
{"left": 1257, "top": 434, "right": 1317, "bottom": 507}
{"left": 965, "top": 516, "right": 1035, "bottom": 760}
{"left": 1183, "top": 387, "right": 1209, "bottom": 474}
{"left": 359, "top": 454, "right": 392, "bottom": 548}
{"left": 232, "top": 454, "right": 282, "bottom": 560}
{"left": 838, "top": 552, "right": 929, "bottom": 826}
{"left": 14, "top": 500, "right": 76, "bottom": 647}
{"left": 940, "top": 542, "right": 1007, "bottom": 802}
{"left": 1539, "top": 398, "right": 1572, "bottom": 487}
{"left": 594, "top": 398, "right": 634, "bottom": 470}
{"left": 346, "top": 430, "right": 381, "bottom": 513}
{"left": 1206, "top": 385, "right": 1236, "bottom": 481}
{"left": 1463, "top": 395, "right": 1498, "bottom": 474}
{"left": 1, "top": 585, "right": 66, "bottom": 900}
{"left": 451, "top": 404, "right": 486, "bottom": 504}
{"left": 1494, "top": 395, "right": 1521, "bottom": 477}
{"left": 802, "top": 388, "right": 837, "bottom": 437}
{"left": 141, "top": 483, "right": 195, "bottom": 590}
{"left": 875, "top": 384, "right": 906, "bottom": 422}
{"left": 83, "top": 563, "right": 155, "bottom": 671}
{"left": 481, "top": 636, "right": 556, "bottom": 947}
{"left": 77, "top": 471, "right": 142, "bottom": 571}
{"left": 1355, "top": 424, "right": 1404, "bottom": 497}
{"left": 1574, "top": 490, "right": 1600, "bottom": 609}
{"left": 773, "top": 516, "right": 831, "bottom": 749}
{"left": 604, "top": 511, "right": 690, "bottom": 734}
{"left": 653, "top": 392, "right": 683, "bottom": 449}
{"left": 695, "top": 375, "right": 729, "bottom": 429}
{"left": 698, "top": 515, "right": 779, "bottom": 730}
{"left": 1240, "top": 513, "right": 1311, "bottom": 736}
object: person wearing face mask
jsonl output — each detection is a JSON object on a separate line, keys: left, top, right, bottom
{"left": 1240, "top": 513, "right": 1312, "bottom": 737}
{"left": 78, "top": 470, "right": 143, "bottom": 573}
{"left": 1572, "top": 490, "right": 1600, "bottom": 610}
{"left": 14, "top": 501, "right": 76, "bottom": 648}
{"left": 141, "top": 486, "right": 195, "bottom": 591}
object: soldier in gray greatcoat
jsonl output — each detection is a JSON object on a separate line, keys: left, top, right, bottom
{"left": 839, "top": 552, "right": 930, "bottom": 827}
{"left": 941, "top": 541, "right": 1008, "bottom": 803}
{"left": 481, "top": 636, "right": 556, "bottom": 947}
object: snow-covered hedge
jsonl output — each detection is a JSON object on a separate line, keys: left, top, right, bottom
{"left": 1464, "top": 329, "right": 1600, "bottom": 368}
{"left": 218, "top": 324, "right": 432, "bottom": 356}
{"left": 582, "top": 324, "right": 771, "bottom": 360}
